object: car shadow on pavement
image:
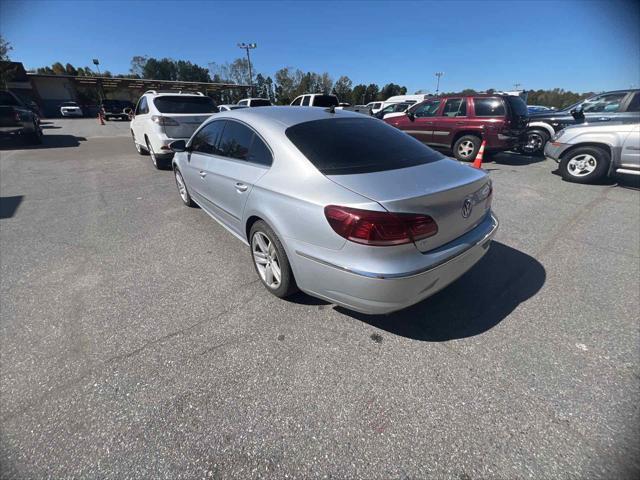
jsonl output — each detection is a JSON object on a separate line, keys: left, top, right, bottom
{"left": 488, "top": 151, "right": 546, "bottom": 165}
{"left": 336, "top": 241, "right": 546, "bottom": 341}
{"left": 0, "top": 135, "right": 87, "bottom": 150}
{"left": 0, "top": 195, "right": 24, "bottom": 219}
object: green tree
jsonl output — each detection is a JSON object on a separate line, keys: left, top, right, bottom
{"left": 352, "top": 84, "right": 367, "bottom": 105}
{"left": 274, "top": 67, "right": 299, "bottom": 104}
{"left": 65, "top": 63, "right": 77, "bottom": 76}
{"left": 364, "top": 84, "right": 380, "bottom": 104}
{"left": 379, "top": 83, "right": 407, "bottom": 100}
{"left": 333, "top": 75, "right": 353, "bottom": 103}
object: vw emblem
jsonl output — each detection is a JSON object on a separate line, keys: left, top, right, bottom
{"left": 461, "top": 198, "right": 473, "bottom": 218}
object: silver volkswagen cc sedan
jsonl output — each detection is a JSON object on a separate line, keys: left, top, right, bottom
{"left": 170, "top": 107, "right": 498, "bottom": 314}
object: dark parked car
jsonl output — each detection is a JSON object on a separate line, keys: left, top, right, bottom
{"left": 101, "top": 99, "right": 135, "bottom": 120}
{"left": 384, "top": 94, "right": 529, "bottom": 161}
{"left": 523, "top": 89, "right": 640, "bottom": 154}
{"left": 0, "top": 90, "right": 42, "bottom": 145}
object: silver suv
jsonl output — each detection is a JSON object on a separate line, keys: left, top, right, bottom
{"left": 544, "top": 122, "right": 640, "bottom": 183}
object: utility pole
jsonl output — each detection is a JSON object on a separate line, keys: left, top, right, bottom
{"left": 93, "top": 58, "right": 104, "bottom": 103}
{"left": 237, "top": 43, "right": 257, "bottom": 97}
{"left": 435, "top": 72, "right": 444, "bottom": 95}
{"left": 514, "top": 82, "right": 522, "bottom": 90}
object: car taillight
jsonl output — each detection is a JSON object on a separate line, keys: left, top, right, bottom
{"left": 151, "top": 115, "right": 179, "bottom": 126}
{"left": 324, "top": 205, "right": 438, "bottom": 246}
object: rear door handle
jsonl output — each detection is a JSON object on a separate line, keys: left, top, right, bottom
{"left": 235, "top": 182, "right": 248, "bottom": 192}
{"left": 597, "top": 117, "right": 611, "bottom": 121}
{"left": 456, "top": 122, "right": 465, "bottom": 125}
{"left": 199, "top": 171, "right": 207, "bottom": 178}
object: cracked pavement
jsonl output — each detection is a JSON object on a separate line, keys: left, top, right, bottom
{"left": 1, "top": 119, "right": 639, "bottom": 479}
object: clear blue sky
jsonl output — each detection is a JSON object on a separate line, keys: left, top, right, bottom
{"left": 1, "top": 0, "right": 638, "bottom": 93}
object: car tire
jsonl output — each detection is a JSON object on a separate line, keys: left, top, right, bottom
{"left": 521, "top": 129, "right": 550, "bottom": 155}
{"left": 559, "top": 146, "right": 610, "bottom": 184}
{"left": 453, "top": 135, "right": 481, "bottom": 162}
{"left": 249, "top": 220, "right": 298, "bottom": 298}
{"left": 132, "top": 132, "right": 148, "bottom": 156}
{"left": 174, "top": 168, "right": 197, "bottom": 207}
{"left": 146, "top": 138, "right": 169, "bottom": 170}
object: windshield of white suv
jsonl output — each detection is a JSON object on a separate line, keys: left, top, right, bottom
{"left": 153, "top": 96, "right": 217, "bottom": 114}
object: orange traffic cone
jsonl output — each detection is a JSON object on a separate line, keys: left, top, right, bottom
{"left": 98, "top": 111, "right": 105, "bottom": 125}
{"left": 473, "top": 140, "right": 486, "bottom": 168}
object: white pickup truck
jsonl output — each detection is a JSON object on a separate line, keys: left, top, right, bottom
{"left": 290, "top": 94, "right": 370, "bottom": 114}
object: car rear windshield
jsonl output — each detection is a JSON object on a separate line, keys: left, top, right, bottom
{"left": 0, "top": 92, "right": 20, "bottom": 105}
{"left": 312, "top": 95, "right": 339, "bottom": 107}
{"left": 285, "top": 118, "right": 443, "bottom": 175}
{"left": 250, "top": 99, "right": 271, "bottom": 107}
{"left": 505, "top": 96, "right": 529, "bottom": 116}
{"left": 153, "top": 96, "right": 217, "bottom": 114}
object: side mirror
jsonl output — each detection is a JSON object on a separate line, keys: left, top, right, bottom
{"left": 570, "top": 105, "right": 585, "bottom": 121}
{"left": 124, "top": 107, "right": 133, "bottom": 116}
{"left": 407, "top": 111, "right": 415, "bottom": 122}
{"left": 169, "top": 140, "right": 187, "bottom": 153}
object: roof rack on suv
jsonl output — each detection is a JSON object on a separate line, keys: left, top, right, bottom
{"left": 143, "top": 90, "right": 204, "bottom": 96}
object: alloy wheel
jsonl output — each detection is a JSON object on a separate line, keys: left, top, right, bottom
{"left": 252, "top": 232, "right": 281, "bottom": 289}
{"left": 567, "top": 154, "right": 597, "bottom": 177}
{"left": 524, "top": 132, "right": 544, "bottom": 153}
{"left": 175, "top": 171, "right": 188, "bottom": 203}
{"left": 458, "top": 140, "right": 475, "bottom": 159}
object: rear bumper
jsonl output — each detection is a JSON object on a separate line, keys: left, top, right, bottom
{"left": 61, "top": 110, "right": 83, "bottom": 117}
{"left": 291, "top": 213, "right": 499, "bottom": 315}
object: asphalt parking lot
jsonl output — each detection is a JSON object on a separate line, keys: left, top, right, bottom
{"left": 1, "top": 118, "right": 639, "bottom": 479}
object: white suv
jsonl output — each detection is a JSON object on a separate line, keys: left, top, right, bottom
{"left": 130, "top": 90, "right": 217, "bottom": 169}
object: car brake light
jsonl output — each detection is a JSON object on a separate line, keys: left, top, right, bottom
{"left": 324, "top": 205, "right": 437, "bottom": 246}
{"left": 151, "top": 115, "right": 179, "bottom": 126}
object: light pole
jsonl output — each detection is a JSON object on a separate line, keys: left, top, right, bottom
{"left": 514, "top": 82, "right": 522, "bottom": 90}
{"left": 435, "top": 72, "right": 444, "bottom": 95}
{"left": 93, "top": 58, "right": 104, "bottom": 103}
{"left": 237, "top": 43, "right": 257, "bottom": 97}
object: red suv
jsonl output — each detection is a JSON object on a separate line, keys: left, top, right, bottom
{"left": 384, "top": 94, "right": 529, "bottom": 161}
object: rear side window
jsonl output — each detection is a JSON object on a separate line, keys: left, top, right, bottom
{"left": 442, "top": 98, "right": 466, "bottom": 117}
{"left": 473, "top": 98, "right": 505, "bottom": 117}
{"left": 302, "top": 96, "right": 311, "bottom": 106}
{"left": 191, "top": 121, "right": 225, "bottom": 155}
{"left": 312, "top": 95, "right": 339, "bottom": 107}
{"left": 285, "top": 118, "right": 443, "bottom": 175}
{"left": 153, "top": 96, "right": 216, "bottom": 114}
{"left": 250, "top": 99, "right": 271, "bottom": 107}
{"left": 217, "top": 120, "right": 272, "bottom": 166}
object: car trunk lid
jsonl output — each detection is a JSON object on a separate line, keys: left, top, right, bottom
{"left": 326, "top": 158, "right": 492, "bottom": 252}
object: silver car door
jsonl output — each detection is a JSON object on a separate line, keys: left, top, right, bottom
{"left": 184, "top": 120, "right": 225, "bottom": 203}
{"left": 619, "top": 125, "right": 640, "bottom": 172}
{"left": 202, "top": 120, "right": 271, "bottom": 237}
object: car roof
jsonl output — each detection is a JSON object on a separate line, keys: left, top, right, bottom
{"left": 206, "top": 105, "right": 373, "bottom": 129}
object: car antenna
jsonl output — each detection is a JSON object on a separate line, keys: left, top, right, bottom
{"left": 325, "top": 105, "right": 336, "bottom": 114}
